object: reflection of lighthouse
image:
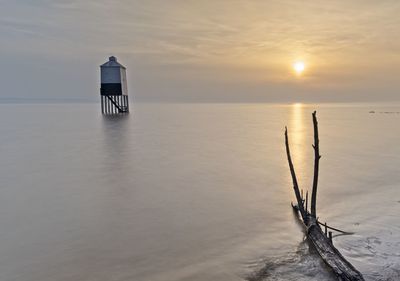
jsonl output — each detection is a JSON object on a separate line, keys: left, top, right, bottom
{"left": 100, "top": 56, "right": 129, "bottom": 114}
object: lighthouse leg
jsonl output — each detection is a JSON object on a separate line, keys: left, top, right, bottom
{"left": 126, "top": 96, "right": 129, "bottom": 113}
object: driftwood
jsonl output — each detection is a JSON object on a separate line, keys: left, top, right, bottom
{"left": 285, "top": 127, "right": 307, "bottom": 222}
{"left": 285, "top": 111, "right": 364, "bottom": 281}
{"left": 311, "top": 111, "right": 320, "bottom": 217}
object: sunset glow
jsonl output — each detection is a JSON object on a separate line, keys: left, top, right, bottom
{"left": 293, "top": 61, "right": 305, "bottom": 75}
{"left": 1, "top": 1, "right": 400, "bottom": 102}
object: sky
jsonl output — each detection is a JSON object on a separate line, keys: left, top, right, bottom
{"left": 1, "top": 0, "right": 400, "bottom": 103}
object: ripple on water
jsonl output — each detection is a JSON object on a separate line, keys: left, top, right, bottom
{"left": 244, "top": 233, "right": 400, "bottom": 281}
{"left": 244, "top": 241, "right": 336, "bottom": 281}
{"left": 340, "top": 233, "right": 400, "bottom": 281}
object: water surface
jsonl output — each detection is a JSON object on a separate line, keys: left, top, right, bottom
{"left": 0, "top": 103, "right": 398, "bottom": 281}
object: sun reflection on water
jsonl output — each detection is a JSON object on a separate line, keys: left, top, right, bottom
{"left": 288, "top": 103, "right": 308, "bottom": 189}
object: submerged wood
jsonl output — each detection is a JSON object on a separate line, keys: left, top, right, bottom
{"left": 285, "top": 112, "right": 364, "bottom": 281}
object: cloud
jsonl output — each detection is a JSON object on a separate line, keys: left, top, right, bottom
{"left": 0, "top": 0, "right": 400, "bottom": 102}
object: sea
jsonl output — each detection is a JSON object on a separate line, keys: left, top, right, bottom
{"left": 0, "top": 102, "right": 399, "bottom": 281}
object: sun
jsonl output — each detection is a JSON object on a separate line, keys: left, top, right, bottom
{"left": 293, "top": 61, "right": 305, "bottom": 74}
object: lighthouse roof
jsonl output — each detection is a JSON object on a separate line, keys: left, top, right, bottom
{"left": 100, "top": 56, "right": 126, "bottom": 69}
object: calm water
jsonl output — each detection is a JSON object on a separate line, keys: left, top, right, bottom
{"left": 0, "top": 103, "right": 399, "bottom": 281}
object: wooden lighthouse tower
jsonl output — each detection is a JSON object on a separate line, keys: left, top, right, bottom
{"left": 100, "top": 56, "right": 129, "bottom": 114}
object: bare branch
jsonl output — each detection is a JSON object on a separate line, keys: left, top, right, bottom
{"left": 311, "top": 111, "right": 321, "bottom": 217}
{"left": 284, "top": 127, "right": 307, "bottom": 221}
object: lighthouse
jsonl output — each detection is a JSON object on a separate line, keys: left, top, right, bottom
{"left": 100, "top": 56, "right": 129, "bottom": 114}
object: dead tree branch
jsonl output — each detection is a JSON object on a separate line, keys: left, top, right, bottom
{"left": 284, "top": 127, "right": 307, "bottom": 221}
{"left": 311, "top": 111, "right": 321, "bottom": 217}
